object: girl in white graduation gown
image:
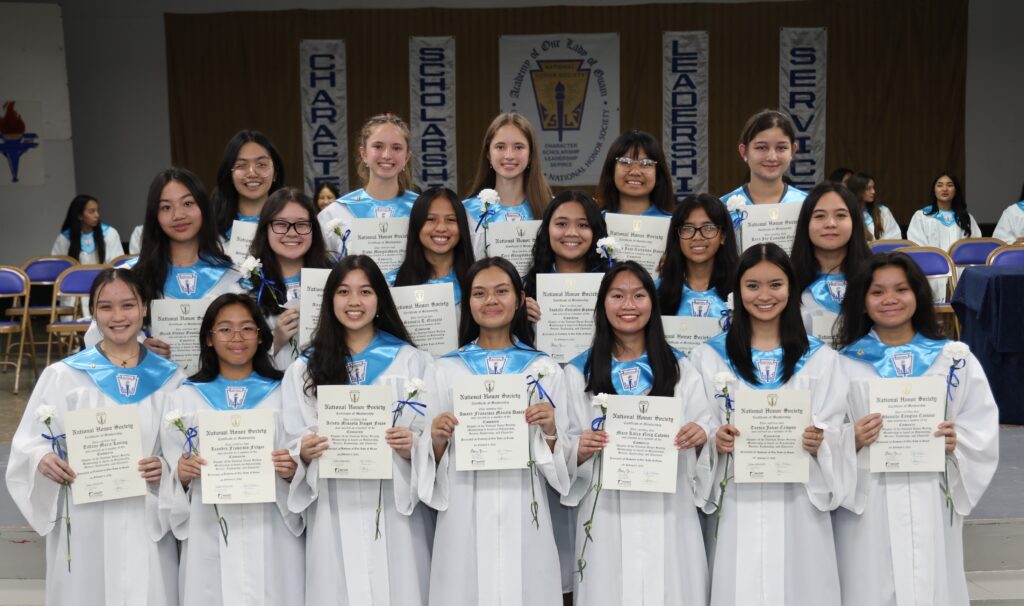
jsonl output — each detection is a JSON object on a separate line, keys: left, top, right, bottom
{"left": 241, "top": 187, "right": 335, "bottom": 370}
{"left": 159, "top": 293, "right": 304, "bottom": 606}
{"left": 848, "top": 172, "right": 902, "bottom": 240}
{"left": 595, "top": 130, "right": 676, "bottom": 217}
{"left": 463, "top": 112, "right": 553, "bottom": 259}
{"left": 209, "top": 129, "right": 285, "bottom": 239}
{"left": 51, "top": 194, "right": 124, "bottom": 264}
{"left": 563, "top": 261, "right": 711, "bottom": 606}
{"left": 720, "top": 110, "right": 807, "bottom": 220}
{"left": 689, "top": 243, "right": 852, "bottom": 606}
{"left": 317, "top": 114, "right": 419, "bottom": 254}
{"left": 416, "top": 257, "right": 570, "bottom": 606}
{"left": 790, "top": 182, "right": 872, "bottom": 343}
{"left": 832, "top": 252, "right": 999, "bottom": 605}
{"left": 992, "top": 184, "right": 1024, "bottom": 243}
{"left": 656, "top": 192, "right": 737, "bottom": 320}
{"left": 6, "top": 268, "right": 185, "bottom": 606}
{"left": 282, "top": 255, "right": 434, "bottom": 606}
{"left": 906, "top": 172, "right": 981, "bottom": 250}
{"left": 386, "top": 186, "right": 474, "bottom": 308}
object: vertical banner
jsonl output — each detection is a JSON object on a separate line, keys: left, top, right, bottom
{"left": 300, "top": 39, "right": 348, "bottom": 196}
{"left": 499, "top": 34, "right": 620, "bottom": 186}
{"left": 662, "top": 32, "right": 709, "bottom": 199}
{"left": 779, "top": 27, "right": 827, "bottom": 190}
{"left": 409, "top": 36, "right": 457, "bottom": 192}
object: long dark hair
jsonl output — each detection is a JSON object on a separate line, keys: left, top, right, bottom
{"left": 834, "top": 252, "right": 944, "bottom": 349}
{"left": 791, "top": 181, "right": 872, "bottom": 293}
{"left": 523, "top": 190, "right": 608, "bottom": 298}
{"left": 846, "top": 173, "right": 882, "bottom": 239}
{"left": 133, "top": 168, "right": 231, "bottom": 302}
{"left": 458, "top": 257, "right": 534, "bottom": 348}
{"left": 657, "top": 193, "right": 738, "bottom": 312}
{"left": 303, "top": 255, "right": 412, "bottom": 396}
{"left": 88, "top": 267, "right": 147, "bottom": 316}
{"left": 392, "top": 187, "right": 473, "bottom": 291}
{"left": 926, "top": 172, "right": 972, "bottom": 236}
{"left": 596, "top": 130, "right": 676, "bottom": 214}
{"left": 726, "top": 243, "right": 808, "bottom": 386}
{"left": 211, "top": 130, "right": 285, "bottom": 236}
{"left": 582, "top": 261, "right": 679, "bottom": 397}
{"left": 247, "top": 187, "right": 334, "bottom": 316}
{"left": 190, "top": 293, "right": 282, "bottom": 383}
{"left": 61, "top": 194, "right": 105, "bottom": 262}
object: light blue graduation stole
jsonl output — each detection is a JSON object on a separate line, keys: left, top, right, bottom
{"left": 806, "top": 273, "right": 847, "bottom": 314}
{"left": 676, "top": 284, "right": 729, "bottom": 317}
{"left": 1017, "top": 200, "right": 1024, "bottom": 213}
{"left": 444, "top": 341, "right": 544, "bottom": 375}
{"left": 705, "top": 332, "right": 824, "bottom": 390}
{"left": 163, "top": 257, "right": 231, "bottom": 299}
{"left": 63, "top": 346, "right": 178, "bottom": 405}
{"left": 338, "top": 188, "right": 417, "bottom": 219}
{"left": 568, "top": 348, "right": 684, "bottom": 395}
{"left": 841, "top": 331, "right": 948, "bottom": 378}
{"left": 641, "top": 205, "right": 673, "bottom": 217}
{"left": 63, "top": 224, "right": 110, "bottom": 255}
{"left": 464, "top": 195, "right": 533, "bottom": 228}
{"left": 862, "top": 209, "right": 875, "bottom": 231}
{"left": 385, "top": 267, "right": 462, "bottom": 305}
{"left": 345, "top": 331, "right": 407, "bottom": 385}
{"left": 729, "top": 184, "right": 806, "bottom": 206}
{"left": 185, "top": 373, "right": 280, "bottom": 410}
{"left": 922, "top": 205, "right": 957, "bottom": 228}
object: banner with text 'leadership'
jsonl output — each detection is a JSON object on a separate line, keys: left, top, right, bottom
{"left": 409, "top": 36, "right": 456, "bottom": 191}
{"left": 779, "top": 27, "right": 826, "bottom": 190}
{"left": 300, "top": 39, "right": 348, "bottom": 195}
{"left": 663, "top": 31, "right": 709, "bottom": 198}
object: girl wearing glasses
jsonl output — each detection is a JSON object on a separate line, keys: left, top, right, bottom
{"left": 387, "top": 187, "right": 474, "bottom": 306}
{"left": 159, "top": 293, "right": 303, "bottom": 606}
{"left": 210, "top": 130, "right": 285, "bottom": 238}
{"left": 8, "top": 268, "right": 184, "bottom": 605}
{"left": 657, "top": 193, "right": 738, "bottom": 319}
{"left": 244, "top": 188, "right": 335, "bottom": 369}
{"left": 722, "top": 110, "right": 807, "bottom": 209}
{"left": 790, "top": 182, "right": 871, "bottom": 342}
{"left": 596, "top": 130, "right": 676, "bottom": 217}
{"left": 318, "top": 114, "right": 419, "bottom": 254}
{"left": 52, "top": 194, "right": 125, "bottom": 264}
{"left": 282, "top": 255, "right": 434, "bottom": 605}
{"left": 464, "top": 112, "right": 553, "bottom": 259}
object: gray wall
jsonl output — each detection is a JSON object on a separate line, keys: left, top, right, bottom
{"left": 2, "top": 0, "right": 1019, "bottom": 265}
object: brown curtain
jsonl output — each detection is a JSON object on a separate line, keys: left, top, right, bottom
{"left": 166, "top": 0, "right": 966, "bottom": 225}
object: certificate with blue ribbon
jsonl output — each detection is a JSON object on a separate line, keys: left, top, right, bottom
{"left": 453, "top": 374, "right": 529, "bottom": 471}
{"left": 198, "top": 408, "right": 277, "bottom": 504}
{"left": 733, "top": 389, "right": 811, "bottom": 483}
{"left": 603, "top": 213, "right": 672, "bottom": 277}
{"left": 64, "top": 406, "right": 146, "bottom": 504}
{"left": 868, "top": 376, "right": 945, "bottom": 473}
{"left": 739, "top": 203, "right": 802, "bottom": 254}
{"left": 316, "top": 385, "right": 393, "bottom": 480}
{"left": 602, "top": 395, "right": 680, "bottom": 493}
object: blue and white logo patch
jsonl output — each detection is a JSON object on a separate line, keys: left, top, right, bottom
{"left": 690, "top": 298, "right": 711, "bottom": 317}
{"left": 891, "top": 352, "right": 914, "bottom": 377}
{"left": 116, "top": 374, "right": 138, "bottom": 397}
{"left": 485, "top": 355, "right": 507, "bottom": 375}
{"left": 347, "top": 360, "right": 368, "bottom": 384}
{"left": 618, "top": 366, "right": 641, "bottom": 392}
{"left": 374, "top": 206, "right": 394, "bottom": 219}
{"left": 756, "top": 358, "right": 779, "bottom": 384}
{"left": 225, "top": 386, "right": 248, "bottom": 409}
{"left": 827, "top": 280, "right": 847, "bottom": 304}
{"left": 176, "top": 272, "right": 198, "bottom": 296}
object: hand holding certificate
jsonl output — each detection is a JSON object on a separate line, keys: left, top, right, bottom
{"left": 452, "top": 374, "right": 529, "bottom": 471}
{"left": 198, "top": 409, "right": 277, "bottom": 504}
{"left": 602, "top": 395, "right": 680, "bottom": 493}
{"left": 316, "top": 385, "right": 393, "bottom": 480}
{"left": 733, "top": 389, "right": 811, "bottom": 483}
{"left": 868, "top": 376, "right": 945, "bottom": 473}
{"left": 64, "top": 406, "right": 146, "bottom": 504}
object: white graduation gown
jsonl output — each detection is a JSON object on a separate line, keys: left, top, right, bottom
{"left": 158, "top": 385, "right": 305, "bottom": 606}
{"left": 51, "top": 226, "right": 125, "bottom": 265}
{"left": 799, "top": 291, "right": 840, "bottom": 346}
{"left": 865, "top": 205, "right": 902, "bottom": 241}
{"left": 833, "top": 351, "right": 999, "bottom": 606}
{"left": 992, "top": 202, "right": 1024, "bottom": 243}
{"left": 414, "top": 354, "right": 571, "bottom": 606}
{"left": 906, "top": 209, "right": 981, "bottom": 250}
{"left": 561, "top": 358, "right": 712, "bottom": 606}
{"left": 689, "top": 343, "right": 853, "bottom": 606}
{"left": 282, "top": 348, "right": 435, "bottom": 606}
{"left": 129, "top": 224, "right": 144, "bottom": 255}
{"left": 5, "top": 362, "right": 185, "bottom": 606}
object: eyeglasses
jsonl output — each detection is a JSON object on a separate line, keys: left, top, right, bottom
{"left": 678, "top": 224, "right": 721, "bottom": 239}
{"left": 270, "top": 220, "right": 314, "bottom": 235}
{"left": 211, "top": 325, "right": 260, "bottom": 341}
{"left": 231, "top": 161, "right": 274, "bottom": 177}
{"left": 615, "top": 156, "right": 658, "bottom": 169}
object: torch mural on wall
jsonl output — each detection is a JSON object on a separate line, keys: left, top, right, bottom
{"left": 0, "top": 101, "right": 39, "bottom": 183}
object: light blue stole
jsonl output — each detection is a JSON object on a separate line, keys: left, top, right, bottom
{"left": 841, "top": 331, "right": 948, "bottom": 378}
{"left": 705, "top": 332, "right": 824, "bottom": 389}
{"left": 186, "top": 373, "right": 280, "bottom": 410}
{"left": 63, "top": 346, "right": 178, "bottom": 404}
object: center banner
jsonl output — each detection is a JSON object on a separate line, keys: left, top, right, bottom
{"left": 499, "top": 33, "right": 620, "bottom": 186}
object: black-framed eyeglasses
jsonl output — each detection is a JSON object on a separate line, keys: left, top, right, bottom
{"left": 615, "top": 156, "right": 658, "bottom": 169}
{"left": 270, "top": 220, "right": 314, "bottom": 235}
{"left": 678, "top": 224, "right": 721, "bottom": 239}
{"left": 211, "top": 326, "right": 260, "bottom": 341}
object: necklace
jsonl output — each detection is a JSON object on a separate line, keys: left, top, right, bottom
{"left": 98, "top": 343, "right": 140, "bottom": 368}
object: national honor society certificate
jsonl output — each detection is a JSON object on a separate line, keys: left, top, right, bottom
{"left": 390, "top": 282, "right": 459, "bottom": 357}
{"left": 739, "top": 203, "right": 802, "bottom": 254}
{"left": 603, "top": 213, "right": 671, "bottom": 277}
{"left": 452, "top": 374, "right": 529, "bottom": 471}
{"left": 346, "top": 217, "right": 410, "bottom": 274}
{"left": 602, "top": 395, "right": 680, "bottom": 493}
{"left": 316, "top": 385, "right": 393, "bottom": 480}
{"left": 298, "top": 268, "right": 331, "bottom": 347}
{"left": 661, "top": 315, "right": 724, "bottom": 356}
{"left": 149, "top": 298, "right": 213, "bottom": 375}
{"left": 733, "top": 389, "right": 811, "bottom": 483}
{"left": 64, "top": 406, "right": 146, "bottom": 504}
{"left": 198, "top": 409, "right": 277, "bottom": 505}
{"left": 536, "top": 273, "right": 603, "bottom": 363}
{"left": 869, "top": 376, "right": 946, "bottom": 473}
{"left": 486, "top": 220, "right": 542, "bottom": 276}
{"left": 226, "top": 220, "right": 259, "bottom": 268}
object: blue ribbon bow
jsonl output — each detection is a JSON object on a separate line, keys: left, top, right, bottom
{"left": 255, "top": 267, "right": 280, "bottom": 306}
{"left": 946, "top": 358, "right": 966, "bottom": 402}
{"left": 527, "top": 374, "right": 556, "bottom": 408}
{"left": 475, "top": 207, "right": 497, "bottom": 232}
{"left": 392, "top": 400, "right": 427, "bottom": 425}
{"left": 600, "top": 245, "right": 614, "bottom": 268}
{"left": 182, "top": 426, "right": 199, "bottom": 456}
{"left": 715, "top": 391, "right": 735, "bottom": 413}
{"left": 591, "top": 415, "right": 606, "bottom": 431}
{"left": 42, "top": 432, "right": 67, "bottom": 460}
{"left": 719, "top": 309, "right": 732, "bottom": 331}
{"left": 339, "top": 228, "right": 351, "bottom": 257}
{"left": 731, "top": 209, "right": 748, "bottom": 231}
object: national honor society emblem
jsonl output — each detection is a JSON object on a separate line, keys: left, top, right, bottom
{"left": 530, "top": 60, "right": 590, "bottom": 142}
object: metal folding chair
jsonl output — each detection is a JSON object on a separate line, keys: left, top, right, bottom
{"left": 949, "top": 237, "right": 1004, "bottom": 270}
{"left": 987, "top": 245, "right": 1024, "bottom": 267}
{"left": 0, "top": 266, "right": 35, "bottom": 393}
{"left": 869, "top": 239, "right": 918, "bottom": 254}
{"left": 897, "top": 246, "right": 959, "bottom": 338}
{"left": 45, "top": 265, "right": 107, "bottom": 365}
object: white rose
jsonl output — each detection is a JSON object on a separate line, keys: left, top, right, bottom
{"left": 944, "top": 341, "right": 970, "bottom": 360}
{"left": 539, "top": 360, "right": 560, "bottom": 378}
{"left": 477, "top": 188, "right": 500, "bottom": 206}
{"left": 239, "top": 255, "right": 262, "bottom": 277}
{"left": 594, "top": 392, "right": 609, "bottom": 407}
{"left": 596, "top": 237, "right": 618, "bottom": 259}
{"left": 164, "top": 410, "right": 183, "bottom": 427}
{"left": 406, "top": 378, "right": 426, "bottom": 398}
{"left": 713, "top": 372, "right": 734, "bottom": 392}
{"left": 34, "top": 405, "right": 56, "bottom": 425}
{"left": 726, "top": 195, "right": 747, "bottom": 212}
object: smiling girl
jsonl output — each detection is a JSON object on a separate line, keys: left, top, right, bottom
{"left": 210, "top": 130, "right": 285, "bottom": 238}
{"left": 595, "top": 130, "right": 676, "bottom": 217}
{"left": 722, "top": 110, "right": 807, "bottom": 209}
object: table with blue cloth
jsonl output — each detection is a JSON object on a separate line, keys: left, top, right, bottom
{"left": 952, "top": 265, "right": 1024, "bottom": 424}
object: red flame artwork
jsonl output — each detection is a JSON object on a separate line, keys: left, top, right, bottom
{"left": 0, "top": 102, "right": 27, "bottom": 138}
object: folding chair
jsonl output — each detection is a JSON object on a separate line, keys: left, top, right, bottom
{"left": 987, "top": 245, "right": 1024, "bottom": 267}
{"left": 110, "top": 253, "right": 139, "bottom": 268}
{"left": 0, "top": 266, "right": 35, "bottom": 393}
{"left": 5, "top": 255, "right": 77, "bottom": 321}
{"left": 949, "top": 237, "right": 1004, "bottom": 270}
{"left": 897, "top": 246, "right": 959, "bottom": 338}
{"left": 869, "top": 239, "right": 918, "bottom": 254}
{"left": 46, "top": 265, "right": 107, "bottom": 365}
